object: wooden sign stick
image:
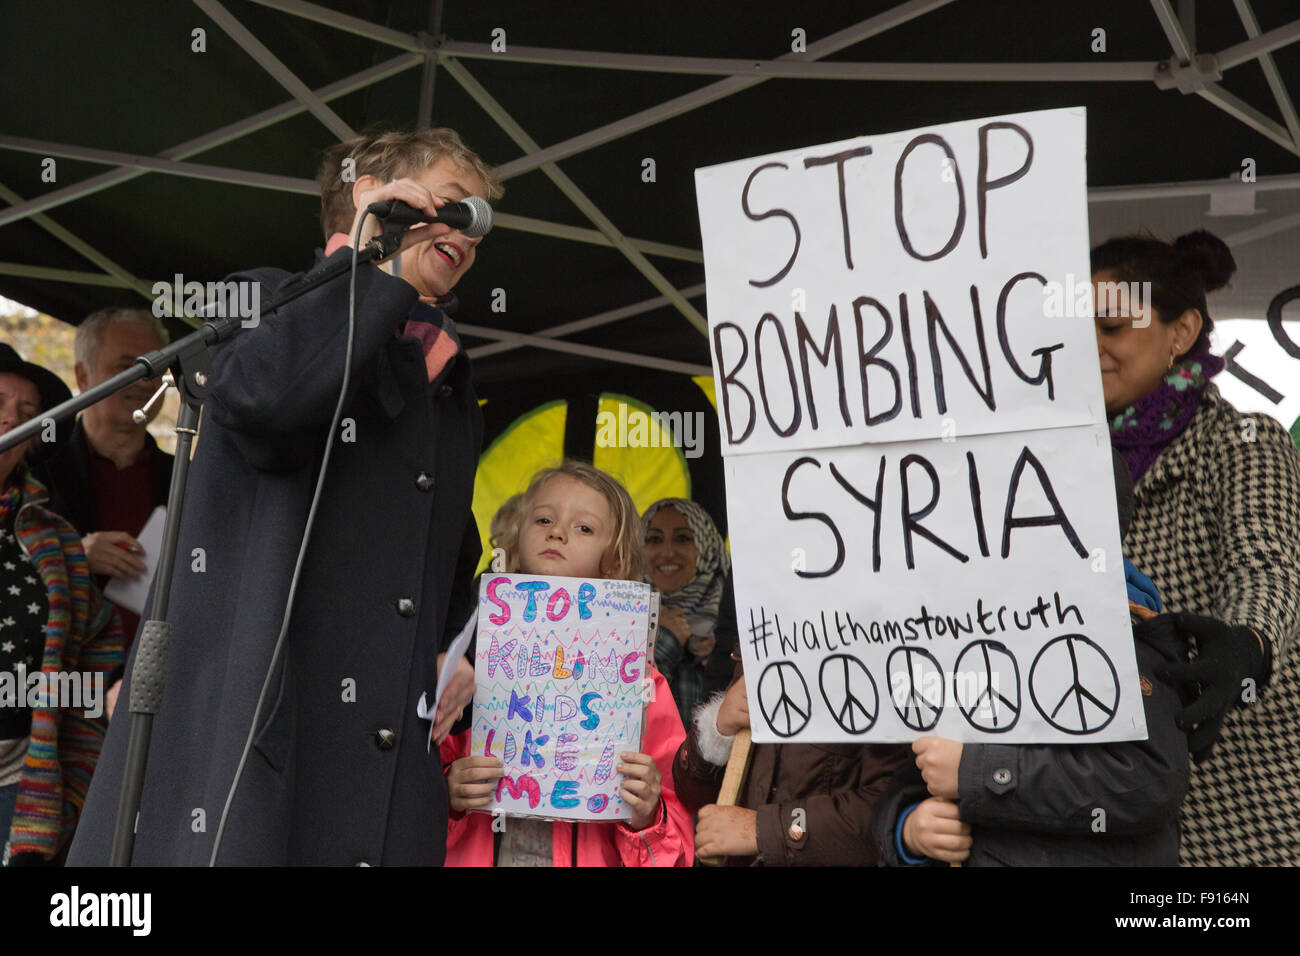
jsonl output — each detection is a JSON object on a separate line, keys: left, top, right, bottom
{"left": 698, "top": 728, "right": 754, "bottom": 866}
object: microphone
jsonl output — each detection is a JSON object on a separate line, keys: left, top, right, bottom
{"left": 367, "top": 196, "right": 493, "bottom": 240}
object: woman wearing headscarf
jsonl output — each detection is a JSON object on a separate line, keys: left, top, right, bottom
{"left": 641, "top": 497, "right": 734, "bottom": 729}
{"left": 0, "top": 345, "right": 123, "bottom": 865}
{"left": 1092, "top": 230, "right": 1300, "bottom": 865}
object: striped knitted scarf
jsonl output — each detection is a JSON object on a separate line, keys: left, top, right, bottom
{"left": 324, "top": 232, "right": 460, "bottom": 384}
{"left": 640, "top": 498, "right": 731, "bottom": 626}
{"left": 4, "top": 470, "right": 122, "bottom": 864}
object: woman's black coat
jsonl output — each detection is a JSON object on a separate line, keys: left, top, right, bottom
{"left": 69, "top": 249, "right": 483, "bottom": 865}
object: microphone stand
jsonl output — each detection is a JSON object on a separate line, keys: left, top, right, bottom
{"left": 0, "top": 228, "right": 401, "bottom": 865}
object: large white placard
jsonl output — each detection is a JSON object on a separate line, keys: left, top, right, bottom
{"left": 696, "top": 108, "right": 1147, "bottom": 744}
{"left": 695, "top": 108, "right": 1105, "bottom": 454}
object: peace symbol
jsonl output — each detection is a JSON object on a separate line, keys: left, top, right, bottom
{"left": 953, "top": 640, "right": 1022, "bottom": 733}
{"left": 886, "top": 646, "right": 944, "bottom": 732}
{"left": 1028, "top": 634, "right": 1119, "bottom": 735}
{"left": 818, "top": 654, "right": 879, "bottom": 735}
{"left": 757, "top": 661, "right": 812, "bottom": 738}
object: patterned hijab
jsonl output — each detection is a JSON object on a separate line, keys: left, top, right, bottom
{"left": 641, "top": 498, "right": 731, "bottom": 627}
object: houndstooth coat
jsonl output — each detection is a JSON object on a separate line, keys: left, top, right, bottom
{"left": 1125, "top": 382, "right": 1300, "bottom": 866}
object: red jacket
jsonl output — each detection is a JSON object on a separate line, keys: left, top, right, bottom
{"left": 440, "top": 668, "right": 693, "bottom": 866}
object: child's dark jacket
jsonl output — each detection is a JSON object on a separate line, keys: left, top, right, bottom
{"left": 873, "top": 614, "right": 1190, "bottom": 866}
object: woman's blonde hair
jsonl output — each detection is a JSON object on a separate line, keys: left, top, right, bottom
{"left": 499, "top": 460, "right": 643, "bottom": 582}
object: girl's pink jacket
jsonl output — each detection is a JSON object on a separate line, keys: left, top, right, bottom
{"left": 440, "top": 668, "right": 694, "bottom": 866}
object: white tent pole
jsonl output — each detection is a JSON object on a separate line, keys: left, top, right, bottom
{"left": 1223, "top": 210, "right": 1300, "bottom": 248}
{"left": 0, "top": 181, "right": 155, "bottom": 302}
{"left": 441, "top": 57, "right": 709, "bottom": 335}
{"left": 495, "top": 0, "right": 958, "bottom": 180}
{"left": 0, "top": 53, "right": 421, "bottom": 229}
{"left": 1196, "top": 84, "right": 1300, "bottom": 157}
{"left": 0, "top": 131, "right": 700, "bottom": 262}
{"left": 0, "top": 136, "right": 318, "bottom": 195}
{"left": 1090, "top": 170, "right": 1300, "bottom": 202}
{"left": 495, "top": 213, "right": 700, "bottom": 262}
{"left": 1151, "top": 0, "right": 1195, "bottom": 64}
{"left": 434, "top": 42, "right": 1153, "bottom": 83}
{"left": 0, "top": 262, "right": 142, "bottom": 288}
{"left": 1216, "top": 17, "right": 1300, "bottom": 71}
{"left": 245, "top": 0, "right": 956, "bottom": 180}
{"left": 247, "top": 0, "right": 424, "bottom": 51}
{"left": 458, "top": 322, "right": 710, "bottom": 376}
{"left": 192, "top": 0, "right": 357, "bottom": 141}
{"left": 1151, "top": 0, "right": 1300, "bottom": 159}
{"left": 469, "top": 284, "right": 707, "bottom": 361}
{"left": 416, "top": 0, "right": 444, "bottom": 128}
{"left": 1233, "top": 0, "right": 1300, "bottom": 149}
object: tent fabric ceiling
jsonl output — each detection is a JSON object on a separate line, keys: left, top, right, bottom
{"left": 2, "top": 0, "right": 1298, "bottom": 400}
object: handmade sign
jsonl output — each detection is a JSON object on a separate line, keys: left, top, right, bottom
{"left": 470, "top": 574, "right": 652, "bottom": 820}
{"left": 696, "top": 107, "right": 1146, "bottom": 745}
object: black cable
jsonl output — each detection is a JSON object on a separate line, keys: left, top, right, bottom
{"left": 209, "top": 216, "right": 373, "bottom": 865}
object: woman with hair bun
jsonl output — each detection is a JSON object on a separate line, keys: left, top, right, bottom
{"left": 1091, "top": 229, "right": 1300, "bottom": 865}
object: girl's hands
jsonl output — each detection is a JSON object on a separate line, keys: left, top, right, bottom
{"left": 618, "top": 752, "right": 663, "bottom": 830}
{"left": 446, "top": 756, "right": 503, "bottom": 812}
{"left": 902, "top": 798, "right": 971, "bottom": 863}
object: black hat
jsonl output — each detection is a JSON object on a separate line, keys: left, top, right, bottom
{"left": 0, "top": 343, "right": 73, "bottom": 458}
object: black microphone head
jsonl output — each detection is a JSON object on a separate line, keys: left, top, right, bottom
{"left": 460, "top": 196, "right": 493, "bottom": 239}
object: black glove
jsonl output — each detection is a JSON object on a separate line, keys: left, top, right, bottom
{"left": 1156, "top": 613, "right": 1271, "bottom": 762}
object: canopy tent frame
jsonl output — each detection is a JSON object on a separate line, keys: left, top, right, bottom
{"left": 1, "top": 0, "right": 1297, "bottom": 376}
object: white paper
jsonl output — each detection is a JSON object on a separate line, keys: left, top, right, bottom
{"left": 695, "top": 108, "right": 1146, "bottom": 745}
{"left": 103, "top": 505, "right": 165, "bottom": 616}
{"left": 417, "top": 607, "right": 480, "bottom": 751}
{"left": 695, "top": 107, "right": 1104, "bottom": 455}
{"left": 724, "top": 425, "right": 1143, "bottom": 743}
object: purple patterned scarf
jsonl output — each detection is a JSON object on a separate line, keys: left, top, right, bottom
{"left": 1109, "top": 343, "right": 1224, "bottom": 484}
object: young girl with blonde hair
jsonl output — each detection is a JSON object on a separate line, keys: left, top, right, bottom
{"left": 441, "top": 461, "right": 693, "bottom": 865}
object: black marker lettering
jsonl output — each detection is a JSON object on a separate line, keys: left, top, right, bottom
{"left": 741, "top": 161, "right": 801, "bottom": 287}
{"left": 900, "top": 454, "right": 970, "bottom": 569}
{"left": 997, "top": 271, "right": 1063, "bottom": 400}
{"left": 895, "top": 134, "right": 965, "bottom": 261}
{"left": 782, "top": 457, "right": 845, "bottom": 578}
{"left": 1001, "top": 446, "right": 1088, "bottom": 559}
{"left": 803, "top": 145, "right": 872, "bottom": 270}
{"left": 795, "top": 305, "right": 851, "bottom": 430}
{"left": 1266, "top": 284, "right": 1300, "bottom": 360}
{"left": 713, "top": 322, "right": 756, "bottom": 444}
{"left": 967, "top": 451, "right": 990, "bottom": 558}
{"left": 924, "top": 287, "right": 995, "bottom": 414}
{"left": 898, "top": 292, "right": 922, "bottom": 418}
{"left": 829, "top": 457, "right": 887, "bottom": 573}
{"left": 853, "top": 296, "right": 903, "bottom": 425}
{"left": 755, "top": 313, "right": 802, "bottom": 437}
{"left": 977, "top": 122, "right": 1034, "bottom": 259}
